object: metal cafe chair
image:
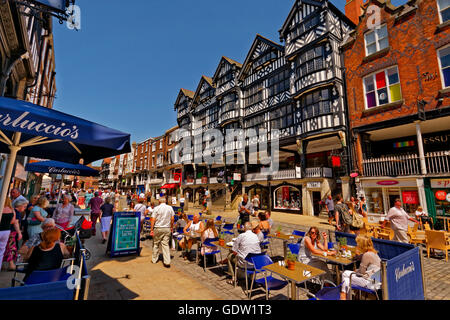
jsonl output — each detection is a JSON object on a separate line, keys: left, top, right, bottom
{"left": 248, "top": 254, "right": 289, "bottom": 300}
{"left": 200, "top": 238, "right": 223, "bottom": 272}
{"left": 233, "top": 252, "right": 266, "bottom": 297}
{"left": 348, "top": 270, "right": 382, "bottom": 300}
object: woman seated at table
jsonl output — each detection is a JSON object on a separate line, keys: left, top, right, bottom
{"left": 340, "top": 235, "right": 381, "bottom": 300}
{"left": 298, "top": 227, "right": 336, "bottom": 282}
{"left": 258, "top": 212, "right": 271, "bottom": 234}
{"left": 24, "top": 228, "right": 70, "bottom": 281}
{"left": 200, "top": 219, "right": 219, "bottom": 261}
{"left": 180, "top": 213, "right": 204, "bottom": 260}
{"left": 415, "top": 206, "right": 432, "bottom": 229}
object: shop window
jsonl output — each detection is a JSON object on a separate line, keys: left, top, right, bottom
{"left": 365, "top": 188, "right": 385, "bottom": 214}
{"left": 434, "top": 189, "right": 450, "bottom": 216}
{"left": 274, "top": 186, "right": 301, "bottom": 211}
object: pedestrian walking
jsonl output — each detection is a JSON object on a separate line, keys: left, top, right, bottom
{"left": 88, "top": 192, "right": 103, "bottom": 237}
{"left": 335, "top": 195, "right": 352, "bottom": 233}
{"left": 238, "top": 194, "right": 254, "bottom": 226}
{"left": 251, "top": 194, "right": 260, "bottom": 216}
{"left": 100, "top": 197, "right": 115, "bottom": 244}
{"left": 382, "top": 199, "right": 419, "bottom": 243}
{"left": 150, "top": 197, "right": 175, "bottom": 268}
{"left": 325, "top": 195, "right": 335, "bottom": 225}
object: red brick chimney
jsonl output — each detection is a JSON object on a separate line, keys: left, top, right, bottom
{"left": 345, "top": 0, "right": 365, "bottom": 25}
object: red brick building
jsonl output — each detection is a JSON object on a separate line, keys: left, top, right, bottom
{"left": 343, "top": 0, "right": 450, "bottom": 221}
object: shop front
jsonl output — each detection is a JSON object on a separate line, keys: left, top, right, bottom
{"left": 424, "top": 178, "right": 450, "bottom": 229}
{"left": 359, "top": 178, "right": 424, "bottom": 217}
{"left": 271, "top": 183, "right": 302, "bottom": 213}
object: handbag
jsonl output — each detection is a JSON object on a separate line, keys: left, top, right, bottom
{"left": 352, "top": 212, "right": 364, "bottom": 229}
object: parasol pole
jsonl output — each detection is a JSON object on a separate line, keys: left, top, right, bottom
{"left": 56, "top": 174, "right": 65, "bottom": 204}
{"left": 0, "top": 132, "right": 22, "bottom": 222}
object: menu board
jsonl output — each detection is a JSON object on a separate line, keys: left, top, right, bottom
{"left": 106, "top": 212, "right": 141, "bottom": 258}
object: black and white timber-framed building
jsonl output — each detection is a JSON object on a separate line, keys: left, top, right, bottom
{"left": 174, "top": 0, "right": 355, "bottom": 215}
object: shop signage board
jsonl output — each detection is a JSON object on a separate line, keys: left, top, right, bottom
{"left": 307, "top": 182, "right": 322, "bottom": 189}
{"left": 233, "top": 173, "right": 242, "bottom": 181}
{"left": 377, "top": 180, "right": 399, "bottom": 186}
{"left": 106, "top": 212, "right": 141, "bottom": 258}
{"left": 431, "top": 179, "right": 450, "bottom": 189}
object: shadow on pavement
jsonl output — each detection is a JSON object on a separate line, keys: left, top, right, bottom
{"left": 88, "top": 269, "right": 139, "bottom": 300}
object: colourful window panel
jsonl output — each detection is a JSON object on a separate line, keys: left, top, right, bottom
{"left": 376, "top": 72, "right": 386, "bottom": 89}
{"left": 389, "top": 83, "right": 402, "bottom": 102}
{"left": 387, "top": 67, "right": 399, "bottom": 84}
{"left": 366, "top": 92, "right": 376, "bottom": 108}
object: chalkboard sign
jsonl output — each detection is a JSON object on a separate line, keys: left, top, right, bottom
{"left": 106, "top": 212, "right": 141, "bottom": 258}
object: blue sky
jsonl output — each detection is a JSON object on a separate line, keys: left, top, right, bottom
{"left": 53, "top": 0, "right": 406, "bottom": 147}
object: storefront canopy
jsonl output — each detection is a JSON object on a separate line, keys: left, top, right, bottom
{"left": 0, "top": 97, "right": 131, "bottom": 164}
{"left": 161, "top": 184, "right": 178, "bottom": 189}
{"left": 25, "top": 160, "right": 100, "bottom": 177}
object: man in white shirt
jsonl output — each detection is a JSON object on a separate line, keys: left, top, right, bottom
{"left": 382, "top": 198, "right": 419, "bottom": 243}
{"left": 150, "top": 197, "right": 175, "bottom": 268}
{"left": 227, "top": 222, "right": 261, "bottom": 283}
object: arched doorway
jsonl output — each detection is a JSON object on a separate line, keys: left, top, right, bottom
{"left": 246, "top": 185, "right": 270, "bottom": 211}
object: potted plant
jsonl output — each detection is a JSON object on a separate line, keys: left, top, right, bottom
{"left": 286, "top": 252, "right": 297, "bottom": 271}
{"left": 338, "top": 237, "right": 347, "bottom": 251}
{"left": 65, "top": 236, "right": 76, "bottom": 254}
{"left": 275, "top": 226, "right": 282, "bottom": 237}
{"left": 218, "top": 232, "right": 225, "bottom": 246}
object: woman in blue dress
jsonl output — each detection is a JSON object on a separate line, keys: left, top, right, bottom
{"left": 27, "top": 196, "right": 49, "bottom": 238}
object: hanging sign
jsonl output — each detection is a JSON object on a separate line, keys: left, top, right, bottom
{"left": 233, "top": 173, "right": 242, "bottom": 181}
{"left": 32, "top": 0, "right": 68, "bottom": 12}
{"left": 106, "top": 212, "right": 141, "bottom": 258}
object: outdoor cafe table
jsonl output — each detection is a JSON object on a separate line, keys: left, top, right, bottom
{"left": 268, "top": 233, "right": 302, "bottom": 258}
{"left": 312, "top": 249, "right": 357, "bottom": 285}
{"left": 263, "top": 261, "right": 326, "bottom": 300}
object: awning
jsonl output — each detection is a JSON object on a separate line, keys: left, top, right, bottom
{"left": 161, "top": 184, "right": 178, "bottom": 189}
{"left": 0, "top": 97, "right": 131, "bottom": 164}
{"left": 0, "top": 97, "right": 131, "bottom": 222}
{"left": 25, "top": 160, "right": 100, "bottom": 177}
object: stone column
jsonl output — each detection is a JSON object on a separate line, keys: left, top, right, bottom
{"left": 415, "top": 121, "right": 427, "bottom": 175}
{"left": 341, "top": 176, "right": 351, "bottom": 202}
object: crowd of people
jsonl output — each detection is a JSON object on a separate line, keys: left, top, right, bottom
{"left": 0, "top": 184, "right": 432, "bottom": 301}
